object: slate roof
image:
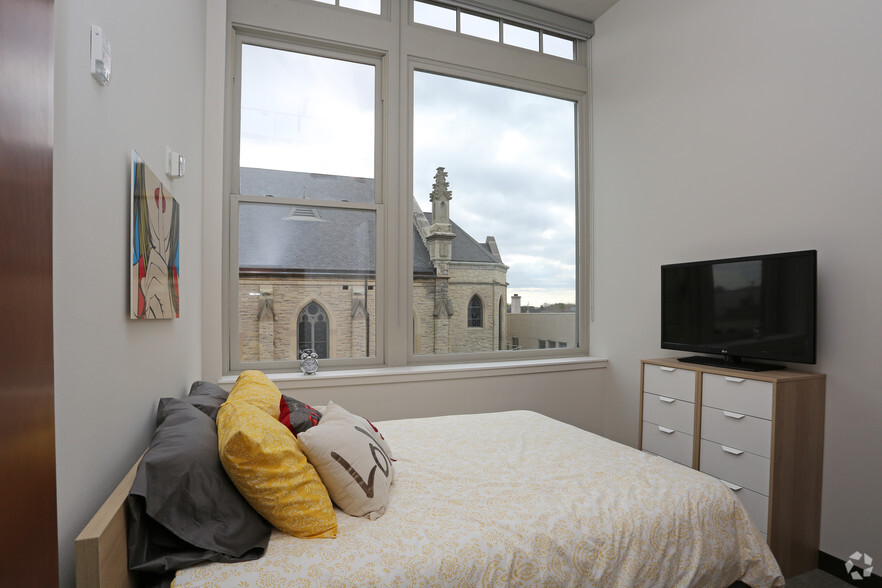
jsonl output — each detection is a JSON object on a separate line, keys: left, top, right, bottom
{"left": 423, "top": 212, "right": 501, "bottom": 264}
{"left": 238, "top": 168, "right": 503, "bottom": 275}
{"left": 239, "top": 202, "right": 376, "bottom": 275}
{"left": 240, "top": 167, "right": 374, "bottom": 203}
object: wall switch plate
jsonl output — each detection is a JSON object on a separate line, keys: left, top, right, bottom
{"left": 90, "top": 25, "right": 111, "bottom": 86}
{"left": 166, "top": 146, "right": 186, "bottom": 178}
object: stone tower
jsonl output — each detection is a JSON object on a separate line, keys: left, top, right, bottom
{"left": 426, "top": 167, "right": 456, "bottom": 276}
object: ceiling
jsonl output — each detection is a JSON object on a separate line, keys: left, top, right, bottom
{"left": 522, "top": 0, "right": 620, "bottom": 22}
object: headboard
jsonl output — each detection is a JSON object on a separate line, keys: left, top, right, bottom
{"left": 74, "top": 457, "right": 141, "bottom": 588}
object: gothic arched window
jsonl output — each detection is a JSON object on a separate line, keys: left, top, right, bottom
{"left": 498, "top": 296, "right": 505, "bottom": 350}
{"left": 467, "top": 295, "right": 483, "bottom": 328}
{"left": 298, "top": 301, "right": 329, "bottom": 359}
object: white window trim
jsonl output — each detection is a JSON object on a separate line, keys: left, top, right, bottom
{"left": 215, "top": 0, "right": 593, "bottom": 376}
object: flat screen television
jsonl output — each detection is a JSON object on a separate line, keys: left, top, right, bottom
{"left": 661, "top": 250, "right": 817, "bottom": 371}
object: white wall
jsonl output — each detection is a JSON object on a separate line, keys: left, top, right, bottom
{"left": 53, "top": 0, "right": 207, "bottom": 583}
{"left": 592, "top": 0, "right": 882, "bottom": 567}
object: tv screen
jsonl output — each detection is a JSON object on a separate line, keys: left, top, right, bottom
{"left": 661, "top": 250, "right": 816, "bottom": 371}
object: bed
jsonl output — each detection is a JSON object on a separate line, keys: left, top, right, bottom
{"left": 76, "top": 382, "right": 783, "bottom": 587}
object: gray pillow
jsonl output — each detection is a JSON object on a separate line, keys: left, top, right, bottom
{"left": 182, "top": 380, "right": 229, "bottom": 421}
{"left": 127, "top": 398, "right": 270, "bottom": 578}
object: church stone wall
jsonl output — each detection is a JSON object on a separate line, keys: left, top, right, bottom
{"left": 238, "top": 264, "right": 507, "bottom": 362}
{"left": 239, "top": 277, "right": 377, "bottom": 362}
{"left": 446, "top": 262, "right": 507, "bottom": 354}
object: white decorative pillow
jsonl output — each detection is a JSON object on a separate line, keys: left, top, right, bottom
{"left": 296, "top": 402, "right": 394, "bottom": 520}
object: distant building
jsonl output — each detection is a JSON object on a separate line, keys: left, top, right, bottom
{"left": 506, "top": 293, "right": 577, "bottom": 350}
{"left": 506, "top": 307, "right": 576, "bottom": 350}
{"left": 237, "top": 167, "right": 508, "bottom": 360}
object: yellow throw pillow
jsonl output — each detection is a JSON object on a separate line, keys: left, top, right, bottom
{"left": 227, "top": 370, "right": 282, "bottom": 418}
{"left": 217, "top": 400, "right": 337, "bottom": 538}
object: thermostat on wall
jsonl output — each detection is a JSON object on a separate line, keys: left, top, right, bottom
{"left": 90, "top": 25, "right": 111, "bottom": 86}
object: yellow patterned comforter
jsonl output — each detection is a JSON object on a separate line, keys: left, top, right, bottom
{"left": 173, "top": 411, "right": 783, "bottom": 587}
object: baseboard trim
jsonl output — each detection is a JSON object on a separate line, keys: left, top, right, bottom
{"left": 818, "top": 550, "right": 881, "bottom": 587}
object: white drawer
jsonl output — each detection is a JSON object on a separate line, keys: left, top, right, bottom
{"left": 643, "top": 365, "right": 695, "bottom": 403}
{"left": 700, "top": 439, "right": 770, "bottom": 496}
{"left": 701, "top": 406, "right": 771, "bottom": 459}
{"left": 642, "top": 421, "right": 693, "bottom": 468}
{"left": 643, "top": 393, "right": 694, "bottom": 434}
{"left": 718, "top": 477, "right": 769, "bottom": 535}
{"left": 702, "top": 374, "right": 773, "bottom": 420}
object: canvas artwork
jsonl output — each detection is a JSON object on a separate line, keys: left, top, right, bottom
{"left": 131, "top": 150, "right": 180, "bottom": 319}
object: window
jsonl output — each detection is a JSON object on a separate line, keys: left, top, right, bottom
{"left": 224, "top": 0, "right": 590, "bottom": 372}
{"left": 231, "top": 39, "right": 380, "bottom": 370}
{"left": 413, "top": 1, "right": 576, "bottom": 60}
{"left": 412, "top": 73, "right": 577, "bottom": 358}
{"left": 498, "top": 297, "right": 505, "bottom": 350}
{"left": 298, "top": 302, "right": 330, "bottom": 358}
{"left": 467, "top": 295, "right": 483, "bottom": 327}
{"left": 310, "top": 0, "right": 381, "bottom": 15}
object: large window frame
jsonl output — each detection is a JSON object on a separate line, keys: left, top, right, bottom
{"left": 222, "top": 0, "right": 591, "bottom": 374}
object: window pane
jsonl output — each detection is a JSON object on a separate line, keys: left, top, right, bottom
{"left": 340, "top": 0, "right": 381, "bottom": 15}
{"left": 467, "top": 295, "right": 483, "bottom": 327}
{"left": 413, "top": 72, "right": 577, "bottom": 355}
{"left": 414, "top": 1, "right": 456, "bottom": 31}
{"left": 502, "top": 23, "right": 539, "bottom": 51}
{"left": 239, "top": 44, "right": 375, "bottom": 196}
{"left": 238, "top": 202, "right": 377, "bottom": 362}
{"left": 461, "top": 12, "right": 499, "bottom": 42}
{"left": 542, "top": 33, "right": 574, "bottom": 60}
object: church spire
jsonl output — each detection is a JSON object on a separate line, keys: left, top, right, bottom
{"left": 430, "top": 167, "right": 452, "bottom": 226}
{"left": 425, "top": 166, "right": 455, "bottom": 277}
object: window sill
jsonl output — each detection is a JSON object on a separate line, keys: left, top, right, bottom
{"left": 219, "top": 355, "right": 608, "bottom": 391}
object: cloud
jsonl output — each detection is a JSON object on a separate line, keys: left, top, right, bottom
{"left": 240, "top": 45, "right": 375, "bottom": 178}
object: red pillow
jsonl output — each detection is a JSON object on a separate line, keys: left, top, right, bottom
{"left": 278, "top": 395, "right": 322, "bottom": 436}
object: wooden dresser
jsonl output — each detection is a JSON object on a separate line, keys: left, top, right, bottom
{"left": 639, "top": 357, "right": 826, "bottom": 579}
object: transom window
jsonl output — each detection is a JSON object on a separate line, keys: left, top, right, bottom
{"left": 413, "top": 0, "right": 576, "bottom": 60}
{"left": 310, "top": 0, "right": 381, "bottom": 15}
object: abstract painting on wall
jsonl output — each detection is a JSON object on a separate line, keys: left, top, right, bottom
{"left": 130, "top": 150, "right": 180, "bottom": 319}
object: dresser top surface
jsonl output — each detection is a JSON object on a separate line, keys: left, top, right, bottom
{"left": 642, "top": 357, "right": 826, "bottom": 383}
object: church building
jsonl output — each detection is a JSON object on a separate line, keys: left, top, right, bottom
{"left": 237, "top": 167, "right": 508, "bottom": 361}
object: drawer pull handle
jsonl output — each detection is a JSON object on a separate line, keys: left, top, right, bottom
{"left": 658, "top": 426, "right": 675, "bottom": 434}
{"left": 660, "top": 367, "right": 676, "bottom": 372}
{"left": 723, "top": 411, "right": 745, "bottom": 420}
{"left": 723, "top": 481, "right": 743, "bottom": 492}
{"left": 724, "top": 376, "right": 746, "bottom": 383}
{"left": 659, "top": 396, "right": 676, "bottom": 404}
{"left": 721, "top": 445, "right": 744, "bottom": 456}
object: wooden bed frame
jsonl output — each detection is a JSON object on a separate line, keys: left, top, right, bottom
{"left": 74, "top": 458, "right": 141, "bottom": 588}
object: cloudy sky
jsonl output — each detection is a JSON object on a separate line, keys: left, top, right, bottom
{"left": 413, "top": 71, "right": 576, "bottom": 307}
{"left": 240, "top": 44, "right": 577, "bottom": 307}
